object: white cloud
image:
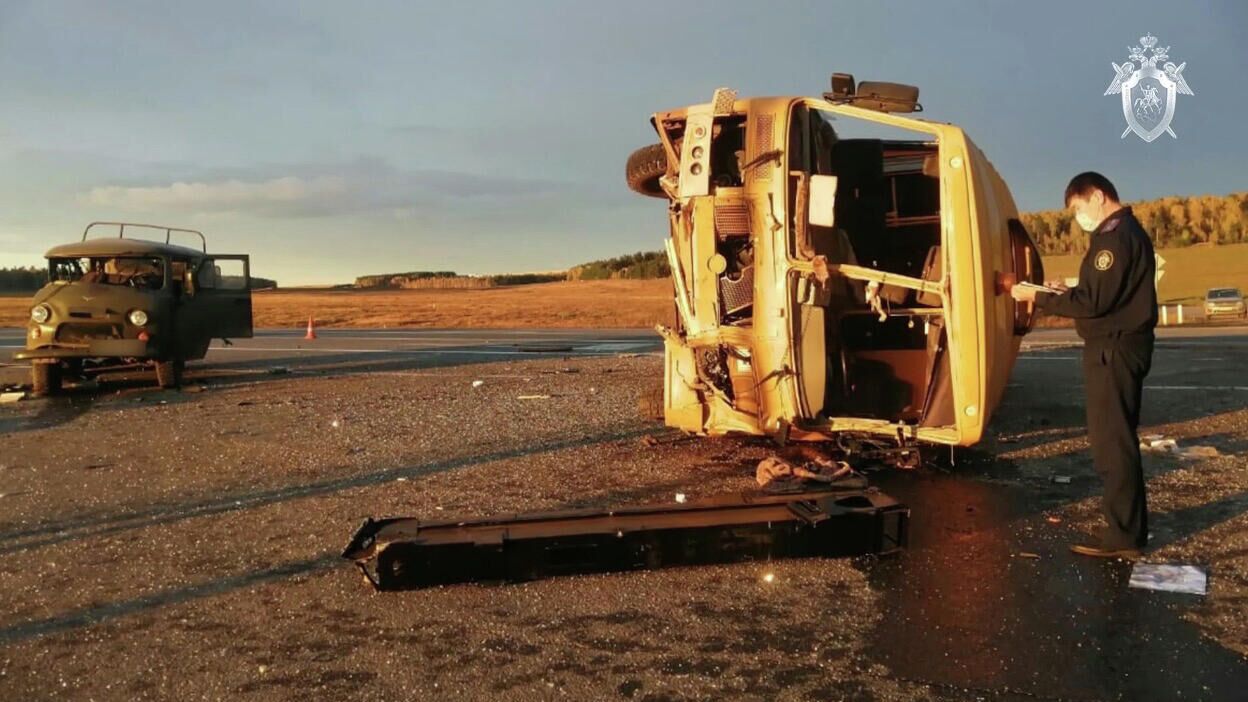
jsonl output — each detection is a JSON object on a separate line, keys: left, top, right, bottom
{"left": 76, "top": 160, "right": 570, "bottom": 219}
{"left": 82, "top": 176, "right": 348, "bottom": 213}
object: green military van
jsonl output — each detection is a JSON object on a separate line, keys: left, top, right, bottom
{"left": 17, "top": 222, "right": 254, "bottom": 395}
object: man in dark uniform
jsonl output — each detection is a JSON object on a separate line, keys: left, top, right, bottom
{"left": 1012, "top": 172, "right": 1157, "bottom": 559}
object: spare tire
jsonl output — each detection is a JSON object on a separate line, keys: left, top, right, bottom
{"left": 625, "top": 144, "right": 669, "bottom": 198}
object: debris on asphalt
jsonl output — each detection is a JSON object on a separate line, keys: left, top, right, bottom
{"left": 1141, "top": 436, "right": 1179, "bottom": 453}
{"left": 674, "top": 493, "right": 687, "bottom": 503}
{"left": 471, "top": 380, "right": 485, "bottom": 388}
{"left": 1051, "top": 475, "right": 1073, "bottom": 484}
{"left": 1, "top": 391, "right": 25, "bottom": 404}
{"left": 267, "top": 366, "right": 291, "bottom": 375}
{"left": 343, "top": 488, "right": 908, "bottom": 589}
{"left": 1179, "top": 445, "right": 1220, "bottom": 459}
{"left": 1046, "top": 515, "right": 1063, "bottom": 524}
{"left": 1017, "top": 552, "right": 1041, "bottom": 559}
{"left": 1140, "top": 435, "right": 1220, "bottom": 459}
{"left": 638, "top": 433, "right": 696, "bottom": 448}
{"left": 331, "top": 419, "right": 342, "bottom": 428}
{"left": 1129, "top": 564, "right": 1208, "bottom": 596}
{"left": 755, "top": 455, "right": 856, "bottom": 491}
{"left": 517, "top": 394, "right": 553, "bottom": 400}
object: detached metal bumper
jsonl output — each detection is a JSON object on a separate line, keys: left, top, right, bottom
{"left": 343, "top": 487, "right": 908, "bottom": 590}
{"left": 15, "top": 339, "right": 155, "bottom": 362}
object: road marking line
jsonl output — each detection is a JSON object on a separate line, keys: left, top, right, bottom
{"left": 204, "top": 347, "right": 656, "bottom": 356}
{"left": 579, "top": 342, "right": 657, "bottom": 352}
{"left": 1009, "top": 383, "right": 1247, "bottom": 391}
{"left": 252, "top": 335, "right": 654, "bottom": 345}
{"left": 1147, "top": 385, "right": 1248, "bottom": 391}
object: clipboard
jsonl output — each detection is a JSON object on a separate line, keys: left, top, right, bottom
{"left": 1015, "top": 281, "right": 1064, "bottom": 294}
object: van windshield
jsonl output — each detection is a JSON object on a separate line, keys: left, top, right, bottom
{"left": 50, "top": 257, "right": 165, "bottom": 290}
{"left": 1208, "top": 288, "right": 1241, "bottom": 300}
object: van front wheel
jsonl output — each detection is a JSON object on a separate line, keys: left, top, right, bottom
{"left": 31, "top": 363, "right": 62, "bottom": 397}
{"left": 156, "top": 359, "right": 183, "bottom": 389}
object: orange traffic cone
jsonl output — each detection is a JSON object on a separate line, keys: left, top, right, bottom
{"left": 305, "top": 316, "right": 317, "bottom": 340}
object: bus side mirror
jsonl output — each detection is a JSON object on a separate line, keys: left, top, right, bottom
{"left": 809, "top": 175, "right": 838, "bottom": 228}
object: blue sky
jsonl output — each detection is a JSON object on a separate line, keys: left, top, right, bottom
{"left": 1, "top": 1, "right": 1244, "bottom": 285}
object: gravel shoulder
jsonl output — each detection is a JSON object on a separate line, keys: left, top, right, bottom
{"left": 1, "top": 346, "right": 1246, "bottom": 700}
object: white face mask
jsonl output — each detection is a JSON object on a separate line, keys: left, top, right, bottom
{"left": 1075, "top": 211, "right": 1099, "bottom": 232}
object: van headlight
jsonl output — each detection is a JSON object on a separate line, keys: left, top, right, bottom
{"left": 30, "top": 304, "right": 51, "bottom": 324}
{"left": 127, "top": 309, "right": 149, "bottom": 327}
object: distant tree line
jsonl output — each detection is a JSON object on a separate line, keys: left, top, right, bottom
{"left": 491, "top": 273, "right": 564, "bottom": 286}
{"left": 1022, "top": 191, "right": 1248, "bottom": 255}
{"left": 568, "top": 251, "right": 670, "bottom": 280}
{"left": 355, "top": 271, "right": 459, "bottom": 288}
{"left": 0, "top": 267, "right": 48, "bottom": 292}
{"left": 354, "top": 271, "right": 564, "bottom": 289}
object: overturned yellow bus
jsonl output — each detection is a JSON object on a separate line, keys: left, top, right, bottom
{"left": 626, "top": 75, "right": 1044, "bottom": 451}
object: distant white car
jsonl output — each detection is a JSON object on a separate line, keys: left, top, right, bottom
{"left": 1204, "top": 287, "right": 1246, "bottom": 321}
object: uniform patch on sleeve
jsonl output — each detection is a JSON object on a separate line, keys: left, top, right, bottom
{"left": 1094, "top": 250, "right": 1114, "bottom": 271}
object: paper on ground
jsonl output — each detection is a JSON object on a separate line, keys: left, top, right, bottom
{"left": 1128, "top": 564, "right": 1207, "bottom": 595}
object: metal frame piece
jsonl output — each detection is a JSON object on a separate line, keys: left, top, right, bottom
{"left": 342, "top": 488, "right": 908, "bottom": 590}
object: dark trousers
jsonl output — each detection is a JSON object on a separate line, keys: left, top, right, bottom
{"left": 1082, "top": 334, "right": 1153, "bottom": 549}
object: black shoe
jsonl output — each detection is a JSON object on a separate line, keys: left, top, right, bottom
{"left": 1070, "top": 543, "right": 1142, "bottom": 559}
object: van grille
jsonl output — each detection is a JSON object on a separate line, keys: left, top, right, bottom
{"left": 55, "top": 323, "right": 122, "bottom": 345}
{"left": 747, "top": 114, "right": 774, "bottom": 183}
{"left": 719, "top": 266, "right": 755, "bottom": 315}
{"left": 714, "top": 203, "right": 750, "bottom": 236}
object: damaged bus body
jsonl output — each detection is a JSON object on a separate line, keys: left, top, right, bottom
{"left": 627, "top": 76, "right": 1043, "bottom": 451}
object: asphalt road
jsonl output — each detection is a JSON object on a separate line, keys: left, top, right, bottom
{"left": 872, "top": 329, "right": 1248, "bottom": 699}
{"left": 2, "top": 325, "right": 1248, "bottom": 699}
{"left": 0, "top": 328, "right": 662, "bottom": 387}
{"left": 3, "top": 324, "right": 1246, "bottom": 380}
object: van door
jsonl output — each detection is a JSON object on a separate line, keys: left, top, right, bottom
{"left": 1008, "top": 219, "right": 1045, "bottom": 335}
{"left": 194, "top": 255, "right": 254, "bottom": 339}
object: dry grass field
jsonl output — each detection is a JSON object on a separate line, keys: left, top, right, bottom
{"left": 1043, "top": 242, "right": 1248, "bottom": 304}
{"left": 0, "top": 279, "right": 677, "bottom": 329}
{"left": 2, "top": 243, "right": 1243, "bottom": 329}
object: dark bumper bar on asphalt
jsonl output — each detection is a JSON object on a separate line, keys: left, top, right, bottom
{"left": 342, "top": 487, "right": 909, "bottom": 590}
